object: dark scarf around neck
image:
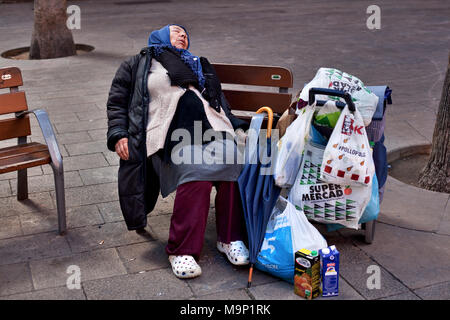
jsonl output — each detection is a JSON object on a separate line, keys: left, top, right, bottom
{"left": 153, "top": 48, "right": 224, "bottom": 113}
{"left": 155, "top": 48, "right": 199, "bottom": 90}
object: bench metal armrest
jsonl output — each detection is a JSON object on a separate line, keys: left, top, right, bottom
{"left": 17, "top": 109, "right": 63, "bottom": 173}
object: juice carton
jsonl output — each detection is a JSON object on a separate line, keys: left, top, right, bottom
{"left": 319, "top": 245, "right": 340, "bottom": 297}
{"left": 294, "top": 249, "right": 321, "bottom": 300}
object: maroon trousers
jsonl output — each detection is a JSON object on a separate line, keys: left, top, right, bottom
{"left": 166, "top": 181, "right": 247, "bottom": 261}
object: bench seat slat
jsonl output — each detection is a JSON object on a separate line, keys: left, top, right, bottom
{"left": 0, "top": 143, "right": 50, "bottom": 174}
{"left": 0, "top": 142, "right": 48, "bottom": 158}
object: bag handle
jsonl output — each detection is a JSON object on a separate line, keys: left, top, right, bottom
{"left": 308, "top": 87, "right": 356, "bottom": 112}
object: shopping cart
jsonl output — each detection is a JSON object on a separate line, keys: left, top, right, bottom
{"left": 307, "top": 86, "right": 392, "bottom": 244}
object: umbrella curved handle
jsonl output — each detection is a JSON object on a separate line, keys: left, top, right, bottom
{"left": 256, "top": 106, "right": 274, "bottom": 138}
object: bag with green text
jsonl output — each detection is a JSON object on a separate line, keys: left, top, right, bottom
{"left": 299, "top": 68, "right": 379, "bottom": 126}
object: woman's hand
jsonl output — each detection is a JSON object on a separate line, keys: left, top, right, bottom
{"left": 235, "top": 128, "right": 247, "bottom": 148}
{"left": 115, "top": 137, "right": 129, "bottom": 160}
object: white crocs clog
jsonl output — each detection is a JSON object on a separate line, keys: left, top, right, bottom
{"left": 217, "top": 240, "right": 250, "bottom": 266}
{"left": 168, "top": 255, "right": 202, "bottom": 279}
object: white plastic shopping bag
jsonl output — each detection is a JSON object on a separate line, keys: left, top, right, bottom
{"left": 321, "top": 105, "right": 375, "bottom": 187}
{"left": 274, "top": 104, "right": 315, "bottom": 188}
{"left": 288, "top": 198, "right": 328, "bottom": 252}
{"left": 299, "top": 68, "right": 379, "bottom": 126}
{"left": 288, "top": 141, "right": 372, "bottom": 229}
{"left": 255, "top": 196, "right": 328, "bottom": 283}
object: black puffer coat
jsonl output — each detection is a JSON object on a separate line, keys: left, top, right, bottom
{"left": 106, "top": 47, "right": 247, "bottom": 230}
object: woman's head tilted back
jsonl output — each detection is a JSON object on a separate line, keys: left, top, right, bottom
{"left": 169, "top": 25, "right": 189, "bottom": 50}
{"left": 147, "top": 24, "right": 204, "bottom": 89}
{"left": 148, "top": 24, "right": 190, "bottom": 50}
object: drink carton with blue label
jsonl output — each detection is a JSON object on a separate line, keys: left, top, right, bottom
{"left": 319, "top": 245, "right": 340, "bottom": 297}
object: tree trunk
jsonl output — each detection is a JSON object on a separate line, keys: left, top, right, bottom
{"left": 418, "top": 53, "right": 450, "bottom": 193}
{"left": 29, "top": 0, "right": 76, "bottom": 59}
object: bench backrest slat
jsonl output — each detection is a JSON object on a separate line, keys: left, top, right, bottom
{"left": 0, "top": 67, "right": 23, "bottom": 89}
{"left": 0, "top": 67, "right": 31, "bottom": 142}
{"left": 0, "top": 92, "right": 28, "bottom": 115}
{"left": 213, "top": 63, "right": 293, "bottom": 88}
{"left": 222, "top": 90, "right": 292, "bottom": 114}
{"left": 0, "top": 117, "right": 31, "bottom": 141}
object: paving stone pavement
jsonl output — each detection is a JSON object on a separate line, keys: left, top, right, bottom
{"left": 0, "top": 0, "right": 449, "bottom": 302}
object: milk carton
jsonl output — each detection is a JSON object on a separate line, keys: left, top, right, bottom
{"left": 319, "top": 245, "right": 340, "bottom": 297}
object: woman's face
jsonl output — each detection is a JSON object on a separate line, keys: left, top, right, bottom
{"left": 169, "top": 25, "right": 189, "bottom": 50}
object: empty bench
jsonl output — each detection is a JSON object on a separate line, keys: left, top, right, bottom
{"left": 0, "top": 67, "right": 66, "bottom": 235}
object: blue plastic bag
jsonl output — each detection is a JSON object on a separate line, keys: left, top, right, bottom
{"left": 255, "top": 197, "right": 328, "bottom": 283}
{"left": 255, "top": 210, "right": 294, "bottom": 283}
{"left": 358, "top": 173, "right": 380, "bottom": 224}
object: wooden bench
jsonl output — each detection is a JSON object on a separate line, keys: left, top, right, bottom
{"left": 0, "top": 67, "right": 66, "bottom": 235}
{"left": 212, "top": 63, "right": 294, "bottom": 125}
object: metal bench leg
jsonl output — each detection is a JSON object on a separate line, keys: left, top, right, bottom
{"left": 51, "top": 162, "right": 66, "bottom": 235}
{"left": 17, "top": 136, "right": 28, "bottom": 201}
{"left": 17, "top": 168, "right": 28, "bottom": 201}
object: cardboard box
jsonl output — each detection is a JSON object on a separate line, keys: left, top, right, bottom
{"left": 294, "top": 249, "right": 321, "bottom": 299}
{"left": 320, "top": 245, "right": 340, "bottom": 297}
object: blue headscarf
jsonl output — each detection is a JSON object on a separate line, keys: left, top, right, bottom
{"left": 148, "top": 24, "right": 205, "bottom": 89}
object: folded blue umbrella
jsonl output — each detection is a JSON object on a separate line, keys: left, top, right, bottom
{"left": 238, "top": 108, "right": 281, "bottom": 288}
